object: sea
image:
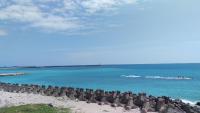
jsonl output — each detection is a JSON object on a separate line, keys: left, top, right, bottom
{"left": 0, "top": 64, "right": 200, "bottom": 104}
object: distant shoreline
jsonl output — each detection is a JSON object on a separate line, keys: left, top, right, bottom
{"left": 1, "top": 63, "right": 200, "bottom": 69}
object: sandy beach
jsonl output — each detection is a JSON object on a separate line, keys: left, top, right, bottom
{"left": 0, "top": 91, "right": 156, "bottom": 113}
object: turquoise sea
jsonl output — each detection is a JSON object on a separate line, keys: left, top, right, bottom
{"left": 0, "top": 64, "right": 200, "bottom": 104}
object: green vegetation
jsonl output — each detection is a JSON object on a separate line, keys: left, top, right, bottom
{"left": 0, "top": 104, "right": 71, "bottom": 113}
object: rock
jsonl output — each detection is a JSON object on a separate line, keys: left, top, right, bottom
{"left": 159, "top": 105, "right": 169, "bottom": 113}
{"left": 98, "top": 102, "right": 102, "bottom": 105}
{"left": 113, "top": 96, "right": 121, "bottom": 106}
{"left": 163, "top": 106, "right": 186, "bottom": 113}
{"left": 196, "top": 102, "right": 200, "bottom": 106}
{"left": 78, "top": 92, "right": 85, "bottom": 101}
{"left": 126, "top": 97, "right": 138, "bottom": 109}
{"left": 141, "top": 108, "right": 147, "bottom": 113}
{"left": 111, "top": 103, "right": 117, "bottom": 107}
{"left": 143, "top": 101, "right": 155, "bottom": 112}
{"left": 193, "top": 106, "right": 200, "bottom": 113}
{"left": 156, "top": 97, "right": 166, "bottom": 111}
{"left": 135, "top": 93, "right": 147, "bottom": 108}
{"left": 94, "top": 89, "right": 104, "bottom": 102}
{"left": 181, "top": 104, "right": 196, "bottom": 113}
{"left": 48, "top": 103, "right": 53, "bottom": 107}
{"left": 0, "top": 81, "right": 199, "bottom": 113}
{"left": 124, "top": 105, "right": 132, "bottom": 110}
{"left": 101, "top": 96, "right": 109, "bottom": 104}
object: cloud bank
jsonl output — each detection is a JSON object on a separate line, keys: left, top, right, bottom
{"left": 0, "top": 0, "right": 137, "bottom": 32}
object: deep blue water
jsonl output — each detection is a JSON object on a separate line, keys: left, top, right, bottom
{"left": 0, "top": 64, "right": 200, "bottom": 103}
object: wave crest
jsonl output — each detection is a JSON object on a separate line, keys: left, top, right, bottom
{"left": 121, "top": 75, "right": 192, "bottom": 80}
{"left": 121, "top": 75, "right": 141, "bottom": 78}
{"left": 145, "top": 76, "right": 192, "bottom": 80}
{"left": 0, "top": 72, "right": 25, "bottom": 76}
{"left": 181, "top": 99, "right": 199, "bottom": 105}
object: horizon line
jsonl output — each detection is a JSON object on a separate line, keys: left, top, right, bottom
{"left": 1, "top": 63, "right": 200, "bottom": 68}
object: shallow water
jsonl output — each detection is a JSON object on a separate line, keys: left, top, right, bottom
{"left": 0, "top": 64, "right": 200, "bottom": 103}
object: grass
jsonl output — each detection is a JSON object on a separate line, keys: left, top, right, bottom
{"left": 0, "top": 104, "right": 71, "bottom": 113}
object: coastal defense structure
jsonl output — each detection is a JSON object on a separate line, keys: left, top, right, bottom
{"left": 0, "top": 82, "right": 200, "bottom": 113}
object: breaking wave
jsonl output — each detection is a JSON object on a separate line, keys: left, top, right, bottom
{"left": 0, "top": 72, "right": 26, "bottom": 76}
{"left": 121, "top": 75, "right": 141, "bottom": 78}
{"left": 121, "top": 75, "right": 192, "bottom": 80}
{"left": 145, "top": 76, "right": 192, "bottom": 80}
{"left": 181, "top": 99, "right": 197, "bottom": 105}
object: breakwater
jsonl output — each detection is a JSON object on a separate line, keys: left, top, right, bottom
{"left": 0, "top": 82, "right": 199, "bottom": 113}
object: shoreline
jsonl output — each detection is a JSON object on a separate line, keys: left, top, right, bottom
{"left": 1, "top": 63, "right": 200, "bottom": 68}
{"left": 0, "top": 82, "right": 200, "bottom": 113}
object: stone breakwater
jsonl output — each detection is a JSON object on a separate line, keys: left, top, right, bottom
{"left": 0, "top": 82, "right": 199, "bottom": 113}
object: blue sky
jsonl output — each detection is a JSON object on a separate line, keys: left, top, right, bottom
{"left": 0, "top": 0, "right": 200, "bottom": 66}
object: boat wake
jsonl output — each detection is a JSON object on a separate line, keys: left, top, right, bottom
{"left": 121, "top": 75, "right": 141, "bottom": 78}
{"left": 145, "top": 76, "right": 192, "bottom": 80}
{"left": 121, "top": 75, "right": 192, "bottom": 80}
{"left": 0, "top": 72, "right": 26, "bottom": 76}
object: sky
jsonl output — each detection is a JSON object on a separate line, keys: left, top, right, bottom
{"left": 0, "top": 0, "right": 200, "bottom": 66}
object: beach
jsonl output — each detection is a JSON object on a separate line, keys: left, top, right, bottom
{"left": 0, "top": 91, "right": 145, "bottom": 113}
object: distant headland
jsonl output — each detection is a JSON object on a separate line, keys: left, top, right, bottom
{"left": 1, "top": 63, "right": 200, "bottom": 69}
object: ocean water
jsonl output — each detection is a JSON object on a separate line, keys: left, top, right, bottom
{"left": 0, "top": 64, "right": 200, "bottom": 104}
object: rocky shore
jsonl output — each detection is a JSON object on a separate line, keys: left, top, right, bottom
{"left": 0, "top": 82, "right": 200, "bottom": 113}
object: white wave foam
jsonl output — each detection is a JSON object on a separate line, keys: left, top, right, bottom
{"left": 145, "top": 76, "right": 192, "bottom": 80}
{"left": 121, "top": 75, "right": 141, "bottom": 78}
{"left": 121, "top": 75, "right": 192, "bottom": 80}
{"left": 0, "top": 72, "right": 25, "bottom": 76}
{"left": 181, "top": 99, "right": 198, "bottom": 105}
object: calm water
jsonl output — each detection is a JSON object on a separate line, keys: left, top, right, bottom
{"left": 0, "top": 64, "right": 200, "bottom": 103}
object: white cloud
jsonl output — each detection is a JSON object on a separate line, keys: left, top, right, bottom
{"left": 0, "top": 0, "right": 138, "bottom": 32}
{"left": 81, "top": 0, "right": 137, "bottom": 13}
{"left": 0, "top": 29, "right": 7, "bottom": 36}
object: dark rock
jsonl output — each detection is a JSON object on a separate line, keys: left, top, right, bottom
{"left": 141, "top": 108, "right": 148, "bottom": 113}
{"left": 124, "top": 105, "right": 132, "bottom": 110}
{"left": 126, "top": 97, "right": 137, "bottom": 109}
{"left": 135, "top": 93, "right": 147, "bottom": 108}
{"left": 163, "top": 106, "right": 186, "bottom": 113}
{"left": 156, "top": 97, "right": 166, "bottom": 112}
{"left": 48, "top": 103, "right": 53, "bottom": 107}
{"left": 196, "top": 102, "right": 200, "bottom": 106}
{"left": 98, "top": 102, "right": 102, "bottom": 105}
{"left": 143, "top": 101, "right": 155, "bottom": 112}
{"left": 113, "top": 96, "right": 121, "bottom": 107}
